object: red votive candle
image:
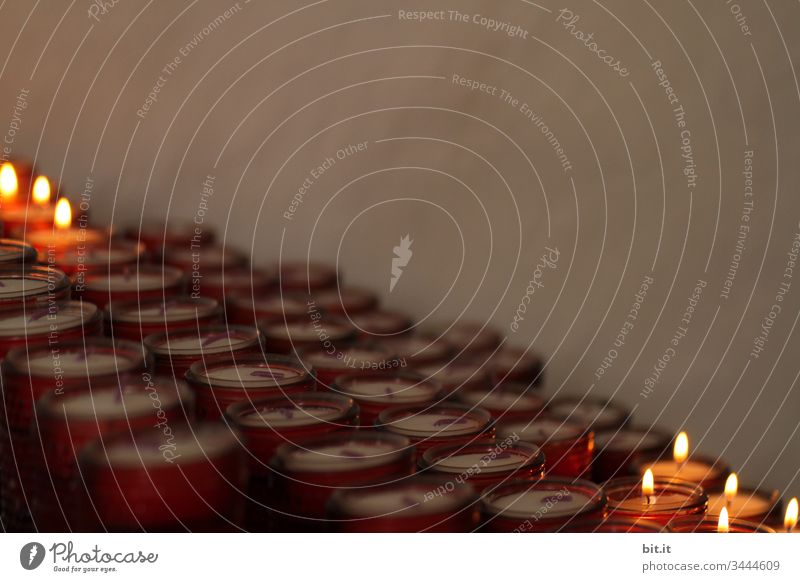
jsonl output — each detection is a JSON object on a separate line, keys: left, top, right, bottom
{"left": 555, "top": 517, "right": 671, "bottom": 532}
{"left": 350, "top": 310, "right": 412, "bottom": 338}
{"left": 378, "top": 403, "right": 494, "bottom": 455}
{"left": 483, "top": 347, "right": 544, "bottom": 386}
{"left": 454, "top": 381, "right": 546, "bottom": 423}
{"left": 227, "top": 292, "right": 309, "bottom": 326}
{"left": 332, "top": 371, "right": 441, "bottom": 425}
{"left": 144, "top": 325, "right": 262, "bottom": 377}
{"left": 419, "top": 439, "right": 545, "bottom": 494}
{"left": 670, "top": 516, "right": 776, "bottom": 533}
{"left": 196, "top": 267, "right": 274, "bottom": 303}
{"left": 259, "top": 316, "right": 356, "bottom": 355}
{"left": 480, "top": 478, "right": 606, "bottom": 532}
{"left": 105, "top": 296, "right": 222, "bottom": 341}
{"left": 77, "top": 422, "right": 246, "bottom": 532}
{"left": 414, "top": 360, "right": 492, "bottom": 397}
{"left": 76, "top": 264, "right": 185, "bottom": 308}
{"left": 0, "top": 300, "right": 100, "bottom": 357}
{"left": 0, "top": 238, "right": 38, "bottom": 264}
{"left": 57, "top": 238, "right": 145, "bottom": 279}
{"left": 378, "top": 335, "right": 452, "bottom": 367}
{"left": 706, "top": 473, "right": 781, "bottom": 525}
{"left": 309, "top": 287, "right": 378, "bottom": 316}
{"left": 497, "top": 415, "right": 594, "bottom": 479}
{"left": 328, "top": 476, "right": 479, "bottom": 532}
{"left": 635, "top": 431, "right": 729, "bottom": 493}
{"left": 547, "top": 396, "right": 631, "bottom": 432}
{"left": 161, "top": 244, "right": 246, "bottom": 276}
{"left": 604, "top": 476, "right": 708, "bottom": 526}
{"left": 185, "top": 353, "right": 315, "bottom": 420}
{"left": 269, "top": 430, "right": 414, "bottom": 529}
{"left": 592, "top": 426, "right": 672, "bottom": 482}
{"left": 278, "top": 262, "right": 338, "bottom": 291}
{"left": 226, "top": 392, "right": 358, "bottom": 531}
{"left": 299, "top": 345, "right": 401, "bottom": 388}
{"left": 125, "top": 221, "right": 215, "bottom": 255}
{"left": 34, "top": 375, "right": 193, "bottom": 531}
{"left": 0, "top": 264, "right": 71, "bottom": 311}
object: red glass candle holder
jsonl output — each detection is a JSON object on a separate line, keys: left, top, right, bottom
{"left": 300, "top": 344, "right": 401, "bottom": 388}
{"left": 378, "top": 403, "right": 494, "bottom": 455}
{"left": 0, "top": 337, "right": 145, "bottom": 532}
{"left": 547, "top": 396, "right": 631, "bottom": 432}
{"left": 144, "top": 325, "right": 262, "bottom": 377}
{"left": 423, "top": 323, "right": 501, "bottom": 356}
{"left": 332, "top": 371, "right": 441, "bottom": 425}
{"left": 634, "top": 453, "right": 730, "bottom": 493}
{"left": 269, "top": 430, "right": 414, "bottom": 527}
{"left": 161, "top": 244, "right": 246, "bottom": 276}
{"left": 0, "top": 238, "right": 38, "bottom": 264}
{"left": 227, "top": 292, "right": 309, "bottom": 326}
{"left": 454, "top": 381, "right": 546, "bottom": 423}
{"left": 419, "top": 439, "right": 545, "bottom": 494}
{"left": 196, "top": 267, "right": 274, "bottom": 303}
{"left": 58, "top": 239, "right": 145, "bottom": 279}
{"left": 414, "top": 360, "right": 492, "bottom": 397}
{"left": 480, "top": 478, "right": 606, "bottom": 532}
{"left": 706, "top": 487, "right": 782, "bottom": 525}
{"left": 0, "top": 299, "right": 100, "bottom": 358}
{"left": 309, "top": 287, "right": 378, "bottom": 316}
{"left": 259, "top": 316, "right": 356, "bottom": 355}
{"left": 185, "top": 353, "right": 316, "bottom": 420}
{"left": 0, "top": 264, "right": 71, "bottom": 311}
{"left": 328, "top": 476, "right": 479, "bottom": 532}
{"left": 77, "top": 422, "right": 246, "bottom": 532}
{"left": 555, "top": 517, "right": 671, "bottom": 532}
{"left": 105, "top": 296, "right": 222, "bottom": 341}
{"left": 226, "top": 392, "right": 358, "bottom": 531}
{"left": 34, "top": 375, "right": 193, "bottom": 530}
{"left": 378, "top": 335, "right": 453, "bottom": 371}
{"left": 670, "top": 516, "right": 776, "bottom": 533}
{"left": 604, "top": 476, "right": 708, "bottom": 526}
{"left": 485, "top": 347, "right": 544, "bottom": 386}
{"left": 76, "top": 264, "right": 185, "bottom": 308}
{"left": 350, "top": 310, "right": 412, "bottom": 339}
{"left": 592, "top": 426, "right": 672, "bottom": 482}
{"left": 278, "top": 262, "right": 338, "bottom": 291}
{"left": 126, "top": 221, "right": 215, "bottom": 255}
{"left": 497, "top": 415, "right": 594, "bottom": 479}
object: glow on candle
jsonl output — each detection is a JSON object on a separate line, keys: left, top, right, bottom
{"left": 718, "top": 507, "right": 729, "bottom": 533}
{"left": 54, "top": 198, "right": 72, "bottom": 229}
{"left": 642, "top": 468, "right": 655, "bottom": 505}
{"left": 786, "top": 498, "right": 798, "bottom": 533}
{"left": 32, "top": 175, "right": 51, "bottom": 205}
{"left": 0, "top": 162, "right": 18, "bottom": 201}
{"left": 674, "top": 431, "right": 689, "bottom": 464}
{"left": 724, "top": 473, "right": 738, "bottom": 509}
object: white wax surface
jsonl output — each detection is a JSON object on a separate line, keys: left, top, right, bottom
{"left": 342, "top": 379, "right": 435, "bottom": 403}
{"left": 388, "top": 412, "right": 482, "bottom": 437}
{"left": 649, "top": 460, "right": 717, "bottom": 482}
{"left": 460, "top": 389, "right": 541, "bottom": 411}
{"left": 707, "top": 493, "right": 772, "bottom": 519}
{"left": 614, "top": 492, "right": 693, "bottom": 511}
{"left": 28, "top": 351, "right": 127, "bottom": 376}
{"left": 162, "top": 331, "right": 252, "bottom": 352}
{"left": 499, "top": 419, "right": 582, "bottom": 443}
{"left": 283, "top": 440, "right": 401, "bottom": 472}
{"left": 58, "top": 382, "right": 180, "bottom": 418}
{"left": 489, "top": 489, "right": 592, "bottom": 517}
{"left": 0, "top": 304, "right": 92, "bottom": 336}
{"left": 0, "top": 246, "right": 28, "bottom": 262}
{"left": 434, "top": 450, "right": 530, "bottom": 473}
{"left": 550, "top": 401, "right": 622, "bottom": 425}
{"left": 238, "top": 404, "right": 343, "bottom": 428}
{"left": 136, "top": 304, "right": 204, "bottom": 322}
{"left": 339, "top": 486, "right": 460, "bottom": 516}
{"left": 203, "top": 364, "right": 302, "bottom": 383}
{"left": 88, "top": 272, "right": 172, "bottom": 291}
{"left": 304, "top": 349, "right": 387, "bottom": 370}
{"left": 419, "top": 364, "right": 483, "bottom": 385}
{"left": 0, "top": 277, "right": 49, "bottom": 296}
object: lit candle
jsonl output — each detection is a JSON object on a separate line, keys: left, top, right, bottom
{"left": 706, "top": 472, "right": 779, "bottom": 524}
{"left": 1, "top": 175, "right": 57, "bottom": 235}
{"left": 670, "top": 509, "right": 776, "bottom": 533}
{"left": 604, "top": 474, "right": 708, "bottom": 525}
{"left": 25, "top": 198, "right": 105, "bottom": 257}
{"left": 783, "top": 497, "right": 798, "bottom": 533}
{"left": 638, "top": 431, "right": 729, "bottom": 492}
{"left": 0, "top": 162, "right": 19, "bottom": 203}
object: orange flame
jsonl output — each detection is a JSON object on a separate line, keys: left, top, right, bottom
{"left": 54, "top": 198, "right": 72, "bottom": 229}
{"left": 0, "top": 163, "right": 18, "bottom": 200}
{"left": 32, "top": 176, "right": 51, "bottom": 205}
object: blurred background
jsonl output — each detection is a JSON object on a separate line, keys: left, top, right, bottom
{"left": 0, "top": 0, "right": 798, "bottom": 496}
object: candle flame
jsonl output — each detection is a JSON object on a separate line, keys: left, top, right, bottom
{"left": 642, "top": 468, "right": 655, "bottom": 497}
{"left": 724, "top": 473, "right": 738, "bottom": 502}
{"left": 0, "top": 162, "right": 18, "bottom": 200}
{"left": 674, "top": 431, "right": 689, "bottom": 464}
{"left": 785, "top": 498, "right": 798, "bottom": 532}
{"left": 32, "top": 176, "right": 51, "bottom": 205}
{"left": 718, "top": 507, "right": 729, "bottom": 533}
{"left": 54, "top": 198, "right": 72, "bottom": 229}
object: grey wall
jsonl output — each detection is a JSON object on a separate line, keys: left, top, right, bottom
{"left": 1, "top": 0, "right": 798, "bottom": 497}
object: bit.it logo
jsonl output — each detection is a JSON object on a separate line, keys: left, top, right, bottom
{"left": 19, "top": 542, "right": 46, "bottom": 570}
{"left": 389, "top": 234, "right": 413, "bottom": 293}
